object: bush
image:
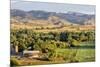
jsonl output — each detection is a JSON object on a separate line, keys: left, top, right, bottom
{"left": 10, "top": 58, "right": 20, "bottom": 66}
{"left": 70, "top": 39, "right": 79, "bottom": 47}
{"left": 56, "top": 41, "right": 69, "bottom": 48}
{"left": 43, "top": 49, "right": 78, "bottom": 62}
{"left": 62, "top": 49, "right": 78, "bottom": 62}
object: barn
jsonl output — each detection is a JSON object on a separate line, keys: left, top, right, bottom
{"left": 23, "top": 50, "right": 40, "bottom": 58}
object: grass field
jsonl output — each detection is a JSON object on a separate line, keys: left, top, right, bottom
{"left": 55, "top": 48, "right": 95, "bottom": 62}
{"left": 75, "top": 42, "right": 95, "bottom": 62}
{"left": 11, "top": 21, "right": 95, "bottom": 33}
{"left": 56, "top": 42, "right": 95, "bottom": 62}
{"left": 76, "top": 49, "right": 95, "bottom": 62}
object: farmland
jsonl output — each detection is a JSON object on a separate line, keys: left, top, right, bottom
{"left": 11, "top": 42, "right": 95, "bottom": 66}
{"left": 10, "top": 28, "right": 95, "bottom": 66}
{"left": 10, "top": 7, "right": 95, "bottom": 66}
{"left": 10, "top": 15, "right": 95, "bottom": 66}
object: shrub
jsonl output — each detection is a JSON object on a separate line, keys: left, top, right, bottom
{"left": 62, "top": 49, "right": 78, "bottom": 62}
{"left": 56, "top": 41, "right": 69, "bottom": 48}
{"left": 70, "top": 39, "right": 79, "bottom": 47}
{"left": 10, "top": 58, "right": 20, "bottom": 66}
{"left": 44, "top": 49, "right": 78, "bottom": 62}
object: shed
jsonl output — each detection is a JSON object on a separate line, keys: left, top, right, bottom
{"left": 23, "top": 50, "right": 40, "bottom": 58}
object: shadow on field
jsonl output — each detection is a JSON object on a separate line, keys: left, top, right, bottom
{"left": 71, "top": 45, "right": 95, "bottom": 49}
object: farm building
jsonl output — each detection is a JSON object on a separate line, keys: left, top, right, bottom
{"left": 10, "top": 44, "right": 18, "bottom": 55}
{"left": 23, "top": 50, "right": 40, "bottom": 58}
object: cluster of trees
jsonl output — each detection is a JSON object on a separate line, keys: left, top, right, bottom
{"left": 11, "top": 29, "right": 95, "bottom": 61}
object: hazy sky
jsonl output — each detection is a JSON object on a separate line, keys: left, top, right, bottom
{"left": 11, "top": 1, "right": 95, "bottom": 14}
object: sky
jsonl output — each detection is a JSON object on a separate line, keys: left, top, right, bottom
{"left": 11, "top": 0, "right": 95, "bottom": 14}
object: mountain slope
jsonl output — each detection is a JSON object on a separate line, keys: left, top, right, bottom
{"left": 11, "top": 9, "right": 95, "bottom": 25}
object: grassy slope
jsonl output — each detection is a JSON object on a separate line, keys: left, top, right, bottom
{"left": 11, "top": 18, "right": 95, "bottom": 32}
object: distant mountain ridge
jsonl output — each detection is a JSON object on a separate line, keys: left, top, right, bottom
{"left": 11, "top": 9, "right": 95, "bottom": 25}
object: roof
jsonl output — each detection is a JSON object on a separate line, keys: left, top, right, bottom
{"left": 23, "top": 50, "right": 40, "bottom": 54}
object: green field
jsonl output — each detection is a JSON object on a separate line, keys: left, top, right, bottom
{"left": 55, "top": 49, "right": 95, "bottom": 62}
{"left": 56, "top": 42, "right": 95, "bottom": 62}
{"left": 75, "top": 42, "right": 95, "bottom": 62}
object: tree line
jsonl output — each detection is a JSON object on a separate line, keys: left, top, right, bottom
{"left": 11, "top": 29, "right": 95, "bottom": 53}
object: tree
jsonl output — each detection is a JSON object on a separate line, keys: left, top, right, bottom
{"left": 60, "top": 32, "right": 67, "bottom": 41}
{"left": 67, "top": 33, "right": 72, "bottom": 41}
{"left": 79, "top": 32, "right": 86, "bottom": 42}
{"left": 70, "top": 39, "right": 79, "bottom": 47}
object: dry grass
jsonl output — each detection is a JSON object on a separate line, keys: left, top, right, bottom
{"left": 11, "top": 19, "right": 95, "bottom": 33}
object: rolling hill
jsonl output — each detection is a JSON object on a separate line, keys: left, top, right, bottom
{"left": 10, "top": 9, "right": 95, "bottom": 32}
{"left": 11, "top": 9, "right": 95, "bottom": 25}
